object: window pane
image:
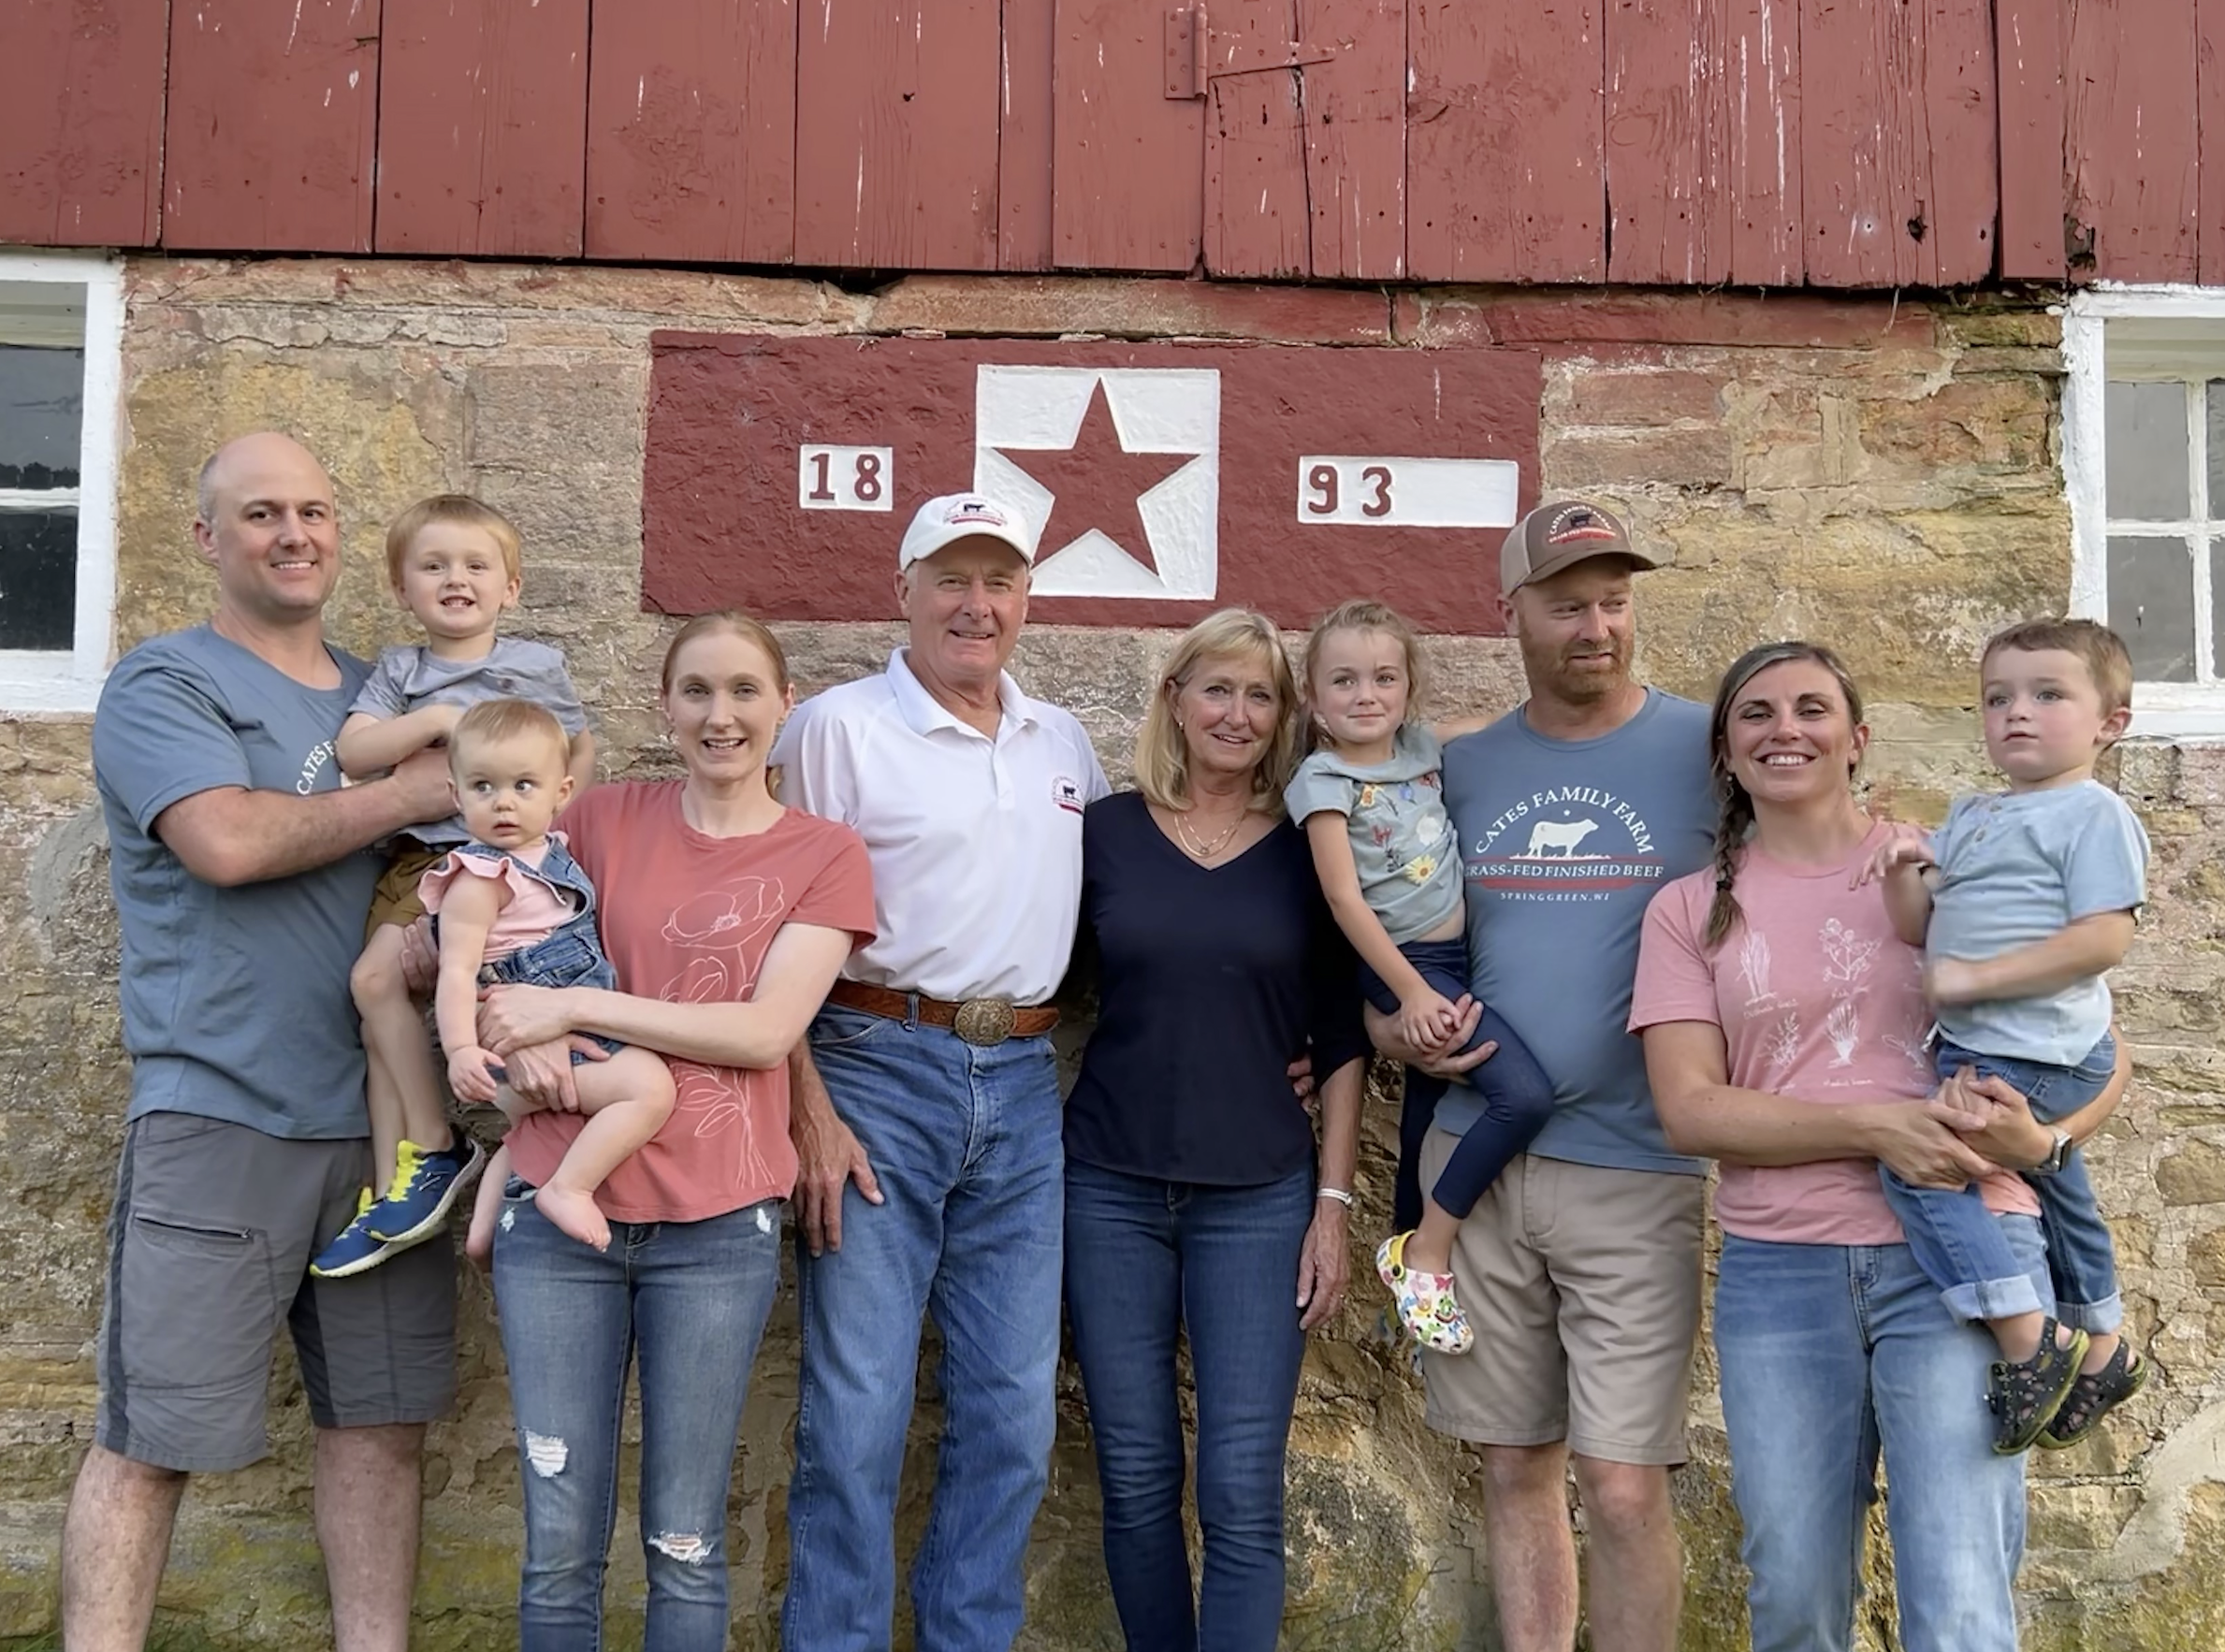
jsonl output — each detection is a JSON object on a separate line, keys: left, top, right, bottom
{"left": 2107, "top": 535, "right": 2196, "bottom": 682}
{"left": 2214, "top": 538, "right": 2225, "bottom": 680}
{"left": 0, "top": 509, "right": 77, "bottom": 649}
{"left": 2207, "top": 384, "right": 2225, "bottom": 514}
{"left": 2106, "top": 381, "right": 2189, "bottom": 519}
{"left": 0, "top": 344, "right": 83, "bottom": 489}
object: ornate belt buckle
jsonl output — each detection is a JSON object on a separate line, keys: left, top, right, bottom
{"left": 953, "top": 997, "right": 1018, "bottom": 1047}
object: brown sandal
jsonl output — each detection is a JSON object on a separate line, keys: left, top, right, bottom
{"left": 2040, "top": 1340, "right": 2150, "bottom": 1449}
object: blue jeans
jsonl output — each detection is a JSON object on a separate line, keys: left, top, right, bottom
{"left": 1880, "top": 1034, "right": 2121, "bottom": 1331}
{"left": 492, "top": 1180, "right": 782, "bottom": 1652}
{"left": 1715, "top": 1221, "right": 2048, "bottom": 1652}
{"left": 782, "top": 1006, "right": 1066, "bottom": 1652}
{"left": 1360, "top": 938, "right": 1555, "bottom": 1232}
{"left": 1063, "top": 1158, "right": 1315, "bottom": 1652}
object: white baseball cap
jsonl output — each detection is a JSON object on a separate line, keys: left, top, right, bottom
{"left": 897, "top": 493, "right": 1036, "bottom": 571}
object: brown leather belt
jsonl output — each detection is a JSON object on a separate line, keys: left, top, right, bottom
{"left": 825, "top": 979, "right": 1058, "bottom": 1046}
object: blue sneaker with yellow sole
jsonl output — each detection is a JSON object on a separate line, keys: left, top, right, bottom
{"left": 309, "top": 1188, "right": 404, "bottom": 1280}
{"left": 363, "top": 1136, "right": 487, "bottom": 1249}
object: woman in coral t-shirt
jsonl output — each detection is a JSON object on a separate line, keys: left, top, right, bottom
{"left": 472, "top": 613, "right": 874, "bottom": 1650}
{"left": 1629, "top": 642, "right": 2130, "bottom": 1652}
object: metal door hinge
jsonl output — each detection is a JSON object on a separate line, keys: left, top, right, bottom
{"left": 1163, "top": 5, "right": 1338, "bottom": 99}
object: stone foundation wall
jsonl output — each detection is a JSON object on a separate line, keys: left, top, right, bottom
{"left": 2, "top": 261, "right": 2219, "bottom": 1649}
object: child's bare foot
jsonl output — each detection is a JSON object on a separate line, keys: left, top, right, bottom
{"left": 534, "top": 1181, "right": 611, "bottom": 1252}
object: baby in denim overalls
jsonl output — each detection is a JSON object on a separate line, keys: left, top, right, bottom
{"left": 425, "top": 700, "right": 676, "bottom": 1256}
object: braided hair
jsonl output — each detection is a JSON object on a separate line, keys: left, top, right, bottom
{"left": 1702, "top": 641, "right": 1867, "bottom": 950}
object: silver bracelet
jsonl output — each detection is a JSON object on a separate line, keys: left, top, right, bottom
{"left": 1316, "top": 1185, "right": 1354, "bottom": 1207}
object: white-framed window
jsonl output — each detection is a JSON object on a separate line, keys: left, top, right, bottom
{"left": 0, "top": 251, "right": 124, "bottom": 715}
{"left": 2062, "top": 286, "right": 2225, "bottom": 738}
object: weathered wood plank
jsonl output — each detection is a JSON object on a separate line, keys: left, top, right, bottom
{"left": 1996, "top": 0, "right": 2068, "bottom": 278}
{"left": 584, "top": 0, "right": 797, "bottom": 264}
{"left": 1799, "top": 0, "right": 1996, "bottom": 286}
{"left": 0, "top": 0, "right": 168, "bottom": 247}
{"left": 1053, "top": 0, "right": 1203, "bottom": 270}
{"left": 1204, "top": 0, "right": 1313, "bottom": 279}
{"left": 795, "top": 0, "right": 1001, "bottom": 268}
{"left": 2066, "top": 0, "right": 2198, "bottom": 281}
{"left": 999, "top": 0, "right": 1057, "bottom": 269}
{"left": 1301, "top": 0, "right": 1406, "bottom": 279}
{"left": 1407, "top": 0, "right": 1606, "bottom": 283}
{"left": 2195, "top": 0, "right": 2225, "bottom": 280}
{"left": 163, "top": 0, "right": 379, "bottom": 252}
{"left": 375, "top": 0, "right": 589, "bottom": 257}
{"left": 1606, "top": 0, "right": 1801, "bottom": 286}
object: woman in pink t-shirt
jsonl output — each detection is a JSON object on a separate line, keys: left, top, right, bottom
{"left": 1628, "top": 643, "right": 2129, "bottom": 1652}
{"left": 471, "top": 613, "right": 875, "bottom": 1651}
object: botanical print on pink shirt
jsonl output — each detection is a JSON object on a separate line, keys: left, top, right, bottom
{"left": 1631, "top": 821, "right": 2040, "bottom": 1246}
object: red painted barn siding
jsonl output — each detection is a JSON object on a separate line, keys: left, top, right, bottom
{"left": 2068, "top": 0, "right": 2200, "bottom": 281}
{"left": 1406, "top": 0, "right": 1607, "bottom": 283}
{"left": 8, "top": 0, "right": 2225, "bottom": 288}
{"left": 1051, "top": 0, "right": 1204, "bottom": 271}
{"left": 0, "top": 0, "right": 168, "bottom": 247}
{"left": 583, "top": 0, "right": 797, "bottom": 264}
{"left": 375, "top": 0, "right": 589, "bottom": 258}
{"left": 793, "top": 0, "right": 1003, "bottom": 269}
{"left": 162, "top": 0, "right": 380, "bottom": 253}
{"left": 1996, "top": 0, "right": 2068, "bottom": 280}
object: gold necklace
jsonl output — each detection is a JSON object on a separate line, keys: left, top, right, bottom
{"left": 1175, "top": 803, "right": 1248, "bottom": 860}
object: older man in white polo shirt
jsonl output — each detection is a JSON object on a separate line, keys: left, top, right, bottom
{"left": 774, "top": 493, "right": 1108, "bottom": 1652}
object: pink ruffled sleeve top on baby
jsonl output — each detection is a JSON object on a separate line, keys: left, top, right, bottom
{"left": 415, "top": 838, "right": 582, "bottom": 958}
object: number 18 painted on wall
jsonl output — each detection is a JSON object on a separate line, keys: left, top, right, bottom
{"left": 799, "top": 445, "right": 894, "bottom": 512}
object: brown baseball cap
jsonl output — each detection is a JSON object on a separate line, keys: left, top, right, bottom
{"left": 1499, "top": 500, "right": 1658, "bottom": 595}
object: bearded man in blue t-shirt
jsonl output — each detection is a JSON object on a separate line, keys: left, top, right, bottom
{"left": 1366, "top": 500, "right": 1715, "bottom": 1652}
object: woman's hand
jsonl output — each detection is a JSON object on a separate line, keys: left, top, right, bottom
{"left": 1865, "top": 1094, "right": 1995, "bottom": 1189}
{"left": 1295, "top": 1197, "right": 1350, "bottom": 1331}
{"left": 1930, "top": 1067, "right": 2056, "bottom": 1173}
{"left": 499, "top": 1036, "right": 610, "bottom": 1112}
{"left": 478, "top": 984, "right": 582, "bottom": 1054}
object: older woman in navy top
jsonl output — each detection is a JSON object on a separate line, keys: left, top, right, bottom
{"left": 1064, "top": 608, "right": 1368, "bottom": 1652}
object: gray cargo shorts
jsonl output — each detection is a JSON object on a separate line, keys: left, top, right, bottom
{"left": 94, "top": 1111, "right": 458, "bottom": 1472}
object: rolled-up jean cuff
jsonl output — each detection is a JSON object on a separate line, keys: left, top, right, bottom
{"left": 2055, "top": 1292, "right": 2124, "bottom": 1335}
{"left": 1941, "top": 1272, "right": 2045, "bottom": 1324}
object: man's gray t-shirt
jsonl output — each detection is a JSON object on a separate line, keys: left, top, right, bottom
{"left": 1437, "top": 689, "right": 1715, "bottom": 1173}
{"left": 94, "top": 626, "right": 382, "bottom": 1140}
{"left": 352, "top": 635, "right": 589, "bottom": 848}
{"left": 1285, "top": 725, "right": 1463, "bottom": 943}
{"left": 1929, "top": 779, "right": 2148, "bottom": 1066}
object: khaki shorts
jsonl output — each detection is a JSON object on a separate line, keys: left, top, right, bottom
{"left": 1418, "top": 1135, "right": 1705, "bottom": 1466}
{"left": 94, "top": 1112, "right": 457, "bottom": 1472}
{"left": 364, "top": 844, "right": 447, "bottom": 937}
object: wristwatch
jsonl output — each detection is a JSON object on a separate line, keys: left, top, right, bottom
{"left": 2031, "top": 1128, "right": 2074, "bottom": 1177}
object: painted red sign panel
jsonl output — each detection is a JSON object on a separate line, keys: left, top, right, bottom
{"left": 644, "top": 337, "right": 1542, "bottom": 634}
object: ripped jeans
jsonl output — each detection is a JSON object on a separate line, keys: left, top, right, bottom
{"left": 492, "top": 1179, "right": 783, "bottom": 1652}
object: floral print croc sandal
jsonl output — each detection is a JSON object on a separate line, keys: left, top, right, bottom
{"left": 1375, "top": 1231, "right": 1474, "bottom": 1355}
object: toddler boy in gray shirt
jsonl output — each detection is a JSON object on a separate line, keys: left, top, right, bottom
{"left": 1866, "top": 618, "right": 2149, "bottom": 1455}
{"left": 310, "top": 494, "right": 592, "bottom": 1280}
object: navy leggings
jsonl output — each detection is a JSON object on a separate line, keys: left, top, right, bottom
{"left": 1362, "top": 937, "right": 1556, "bottom": 1232}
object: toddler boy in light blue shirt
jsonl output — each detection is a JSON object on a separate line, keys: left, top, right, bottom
{"left": 1866, "top": 618, "right": 2150, "bottom": 1456}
